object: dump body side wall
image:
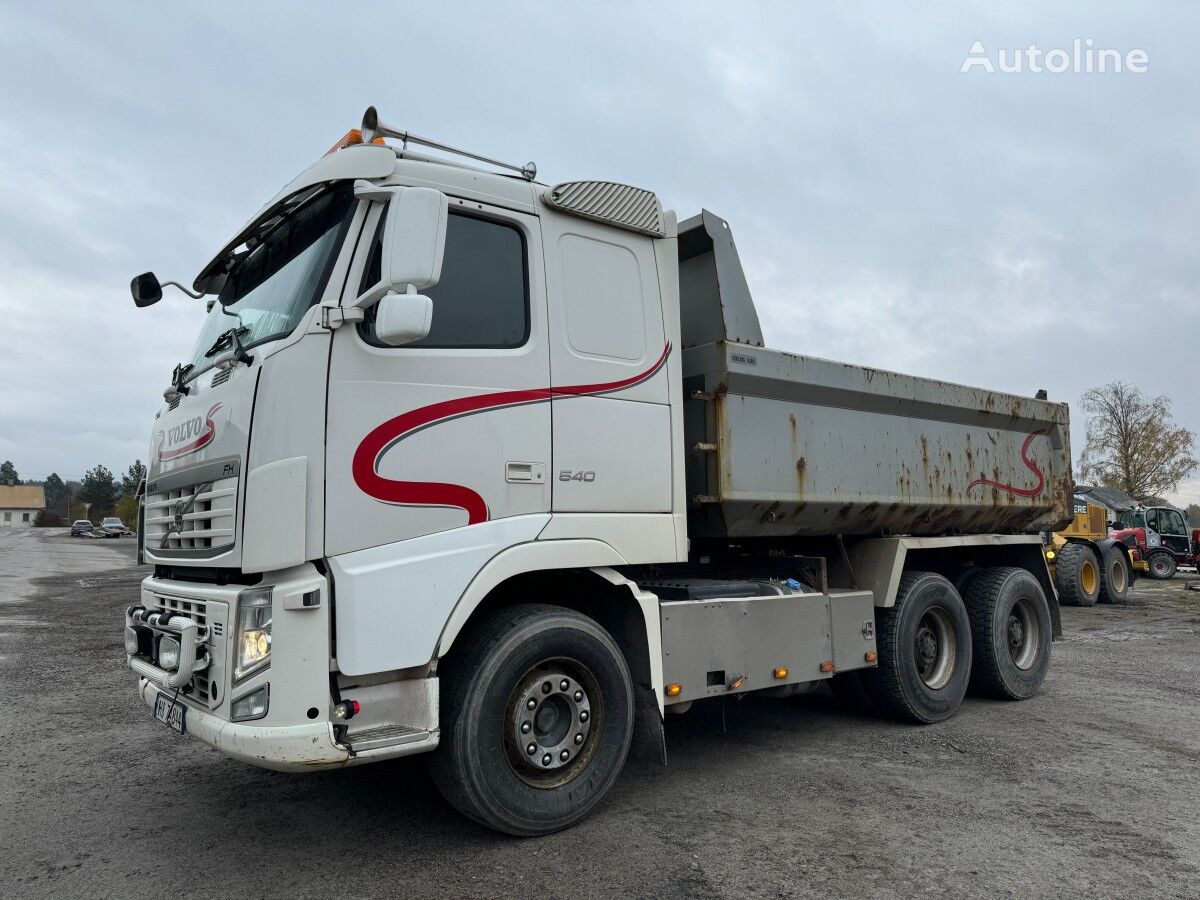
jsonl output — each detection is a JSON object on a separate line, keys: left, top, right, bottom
{"left": 684, "top": 342, "right": 1073, "bottom": 539}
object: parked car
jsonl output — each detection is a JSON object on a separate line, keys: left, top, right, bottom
{"left": 70, "top": 520, "right": 94, "bottom": 537}
{"left": 100, "top": 517, "right": 132, "bottom": 537}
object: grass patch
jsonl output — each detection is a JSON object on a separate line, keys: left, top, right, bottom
{"left": 1169, "top": 588, "right": 1200, "bottom": 610}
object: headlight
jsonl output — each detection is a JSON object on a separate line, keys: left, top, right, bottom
{"left": 235, "top": 586, "right": 273, "bottom": 682}
{"left": 231, "top": 684, "right": 270, "bottom": 722}
{"left": 157, "top": 635, "right": 181, "bottom": 670}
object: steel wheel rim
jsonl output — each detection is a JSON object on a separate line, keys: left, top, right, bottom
{"left": 1152, "top": 557, "right": 1172, "bottom": 577}
{"left": 504, "top": 657, "right": 603, "bottom": 789}
{"left": 1007, "top": 596, "right": 1040, "bottom": 670}
{"left": 913, "top": 607, "right": 957, "bottom": 690}
{"left": 1081, "top": 559, "right": 1098, "bottom": 595}
{"left": 1108, "top": 557, "right": 1127, "bottom": 593}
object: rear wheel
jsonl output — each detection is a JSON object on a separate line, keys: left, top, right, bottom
{"left": 1098, "top": 546, "right": 1130, "bottom": 603}
{"left": 963, "top": 567, "right": 1052, "bottom": 699}
{"left": 429, "top": 604, "right": 634, "bottom": 836}
{"left": 859, "top": 572, "right": 972, "bottom": 723}
{"left": 1054, "top": 542, "right": 1101, "bottom": 606}
{"left": 1147, "top": 551, "right": 1177, "bottom": 580}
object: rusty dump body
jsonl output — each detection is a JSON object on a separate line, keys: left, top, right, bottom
{"left": 676, "top": 211, "right": 1074, "bottom": 541}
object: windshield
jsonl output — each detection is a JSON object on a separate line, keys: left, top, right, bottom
{"left": 103, "top": 518, "right": 121, "bottom": 526}
{"left": 185, "top": 184, "right": 356, "bottom": 380}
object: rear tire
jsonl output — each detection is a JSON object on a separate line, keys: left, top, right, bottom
{"left": 859, "top": 572, "right": 972, "bottom": 724}
{"left": 1147, "top": 551, "right": 1177, "bottom": 580}
{"left": 429, "top": 604, "right": 634, "bottom": 836}
{"left": 963, "top": 567, "right": 1052, "bottom": 700}
{"left": 1054, "top": 542, "right": 1101, "bottom": 606}
{"left": 1097, "top": 546, "right": 1131, "bottom": 603}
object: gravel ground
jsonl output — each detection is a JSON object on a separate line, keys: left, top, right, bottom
{"left": 2, "top": 527, "right": 1198, "bottom": 899}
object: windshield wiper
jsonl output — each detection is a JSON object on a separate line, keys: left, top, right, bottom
{"left": 204, "top": 324, "right": 249, "bottom": 358}
{"left": 204, "top": 326, "right": 253, "bottom": 367}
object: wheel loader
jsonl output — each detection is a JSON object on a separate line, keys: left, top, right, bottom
{"left": 1044, "top": 502, "right": 1142, "bottom": 606}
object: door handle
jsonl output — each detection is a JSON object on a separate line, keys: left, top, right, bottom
{"left": 506, "top": 462, "right": 546, "bottom": 484}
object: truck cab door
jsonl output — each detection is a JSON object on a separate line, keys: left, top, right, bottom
{"left": 1153, "top": 507, "right": 1191, "bottom": 560}
{"left": 540, "top": 210, "right": 673, "bottom": 521}
{"left": 324, "top": 200, "right": 551, "bottom": 557}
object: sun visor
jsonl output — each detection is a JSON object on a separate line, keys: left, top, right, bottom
{"left": 193, "top": 144, "right": 396, "bottom": 294}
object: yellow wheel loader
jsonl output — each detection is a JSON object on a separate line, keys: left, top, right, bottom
{"left": 1045, "top": 503, "right": 1143, "bottom": 606}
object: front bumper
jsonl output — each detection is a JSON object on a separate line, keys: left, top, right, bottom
{"left": 139, "top": 678, "right": 352, "bottom": 771}
{"left": 130, "top": 563, "right": 440, "bottom": 771}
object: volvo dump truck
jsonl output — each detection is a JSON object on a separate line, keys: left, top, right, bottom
{"left": 124, "top": 108, "right": 1074, "bottom": 835}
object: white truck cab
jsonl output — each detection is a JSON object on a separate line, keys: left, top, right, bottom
{"left": 125, "top": 108, "right": 1069, "bottom": 834}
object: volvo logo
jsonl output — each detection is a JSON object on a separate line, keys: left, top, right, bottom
{"left": 160, "top": 483, "right": 212, "bottom": 548}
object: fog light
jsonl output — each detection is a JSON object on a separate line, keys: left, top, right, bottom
{"left": 157, "top": 636, "right": 181, "bottom": 670}
{"left": 231, "top": 684, "right": 270, "bottom": 722}
{"left": 124, "top": 626, "right": 140, "bottom": 655}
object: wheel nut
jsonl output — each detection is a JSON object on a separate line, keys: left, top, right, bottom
{"left": 541, "top": 681, "right": 552, "bottom": 694}
{"left": 527, "top": 743, "right": 536, "bottom": 755}
{"left": 579, "top": 710, "right": 589, "bottom": 723}
{"left": 560, "top": 679, "right": 569, "bottom": 691}
{"left": 542, "top": 753, "right": 552, "bottom": 766}
{"left": 521, "top": 721, "right": 531, "bottom": 734}
{"left": 573, "top": 690, "right": 583, "bottom": 701}
{"left": 574, "top": 733, "right": 584, "bottom": 745}
{"left": 526, "top": 698, "right": 536, "bottom": 710}
{"left": 560, "top": 749, "right": 570, "bottom": 762}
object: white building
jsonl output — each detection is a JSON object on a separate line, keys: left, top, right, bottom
{"left": 0, "top": 485, "right": 45, "bottom": 526}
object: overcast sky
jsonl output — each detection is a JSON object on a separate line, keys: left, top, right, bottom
{"left": 1, "top": 2, "right": 1197, "bottom": 505}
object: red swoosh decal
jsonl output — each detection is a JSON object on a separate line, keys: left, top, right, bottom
{"left": 353, "top": 344, "right": 671, "bottom": 523}
{"left": 157, "top": 403, "right": 222, "bottom": 461}
{"left": 966, "top": 429, "right": 1046, "bottom": 498}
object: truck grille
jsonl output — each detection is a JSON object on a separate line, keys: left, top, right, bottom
{"left": 145, "top": 592, "right": 227, "bottom": 707}
{"left": 144, "top": 474, "right": 238, "bottom": 553}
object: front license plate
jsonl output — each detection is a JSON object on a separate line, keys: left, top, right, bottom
{"left": 153, "top": 694, "right": 186, "bottom": 734}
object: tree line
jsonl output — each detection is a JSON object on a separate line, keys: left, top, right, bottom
{"left": 1, "top": 459, "right": 146, "bottom": 525}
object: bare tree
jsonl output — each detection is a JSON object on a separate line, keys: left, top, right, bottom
{"left": 1077, "top": 382, "right": 1197, "bottom": 500}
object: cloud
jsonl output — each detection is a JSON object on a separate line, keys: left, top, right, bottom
{"left": 0, "top": 1, "right": 1196, "bottom": 499}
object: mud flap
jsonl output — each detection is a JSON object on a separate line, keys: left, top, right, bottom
{"left": 628, "top": 683, "right": 666, "bottom": 768}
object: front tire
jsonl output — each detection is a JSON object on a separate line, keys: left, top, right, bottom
{"left": 1147, "top": 551, "right": 1177, "bottom": 580}
{"left": 1054, "top": 542, "right": 1101, "bottom": 606}
{"left": 859, "top": 572, "right": 972, "bottom": 724}
{"left": 429, "top": 604, "right": 634, "bottom": 836}
{"left": 963, "top": 567, "right": 1052, "bottom": 700}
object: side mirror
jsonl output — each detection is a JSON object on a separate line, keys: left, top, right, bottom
{"left": 131, "top": 272, "right": 163, "bottom": 308}
{"left": 355, "top": 184, "right": 448, "bottom": 306}
{"left": 374, "top": 290, "right": 433, "bottom": 347}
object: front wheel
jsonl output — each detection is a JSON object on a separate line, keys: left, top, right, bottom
{"left": 1054, "top": 542, "right": 1100, "bottom": 606}
{"left": 429, "top": 604, "right": 634, "bottom": 836}
{"left": 859, "top": 572, "right": 972, "bottom": 723}
{"left": 1147, "top": 551, "right": 1177, "bottom": 580}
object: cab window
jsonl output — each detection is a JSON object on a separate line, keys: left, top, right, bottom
{"left": 359, "top": 210, "right": 529, "bottom": 349}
